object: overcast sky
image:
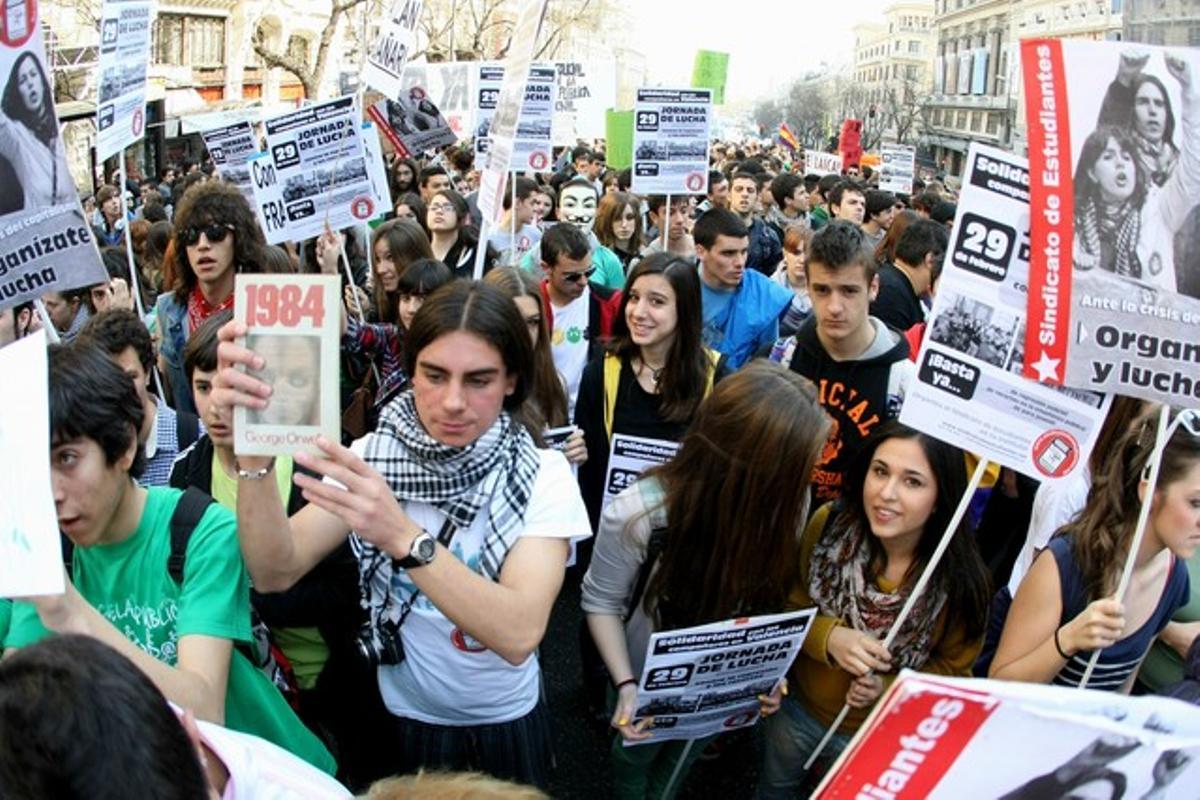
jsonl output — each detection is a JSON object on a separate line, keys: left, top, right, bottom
{"left": 630, "top": 0, "right": 895, "bottom": 105}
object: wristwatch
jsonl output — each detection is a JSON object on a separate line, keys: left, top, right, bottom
{"left": 397, "top": 529, "right": 437, "bottom": 569}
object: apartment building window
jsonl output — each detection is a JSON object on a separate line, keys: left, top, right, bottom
{"left": 1191, "top": 26, "right": 1200, "bottom": 47}
{"left": 986, "top": 113, "right": 999, "bottom": 135}
{"left": 956, "top": 110, "right": 968, "bottom": 129}
{"left": 909, "top": 40, "right": 921, "bottom": 53}
{"left": 287, "top": 34, "right": 311, "bottom": 64}
{"left": 970, "top": 111, "right": 983, "bottom": 132}
{"left": 153, "top": 14, "right": 225, "bottom": 67}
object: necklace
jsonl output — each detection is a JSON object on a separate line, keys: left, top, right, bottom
{"left": 637, "top": 358, "right": 665, "bottom": 386}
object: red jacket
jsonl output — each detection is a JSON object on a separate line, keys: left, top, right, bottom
{"left": 540, "top": 279, "right": 623, "bottom": 360}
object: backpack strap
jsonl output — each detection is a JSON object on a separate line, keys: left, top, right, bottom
{"left": 603, "top": 352, "right": 621, "bottom": 441}
{"left": 175, "top": 410, "right": 201, "bottom": 451}
{"left": 168, "top": 487, "right": 215, "bottom": 585}
{"left": 624, "top": 478, "right": 669, "bottom": 624}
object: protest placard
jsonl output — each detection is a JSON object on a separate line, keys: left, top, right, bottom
{"left": 1021, "top": 40, "right": 1200, "bottom": 406}
{"left": 900, "top": 145, "right": 1110, "bottom": 482}
{"left": 603, "top": 434, "right": 680, "bottom": 511}
{"left": 395, "top": 61, "right": 475, "bottom": 136}
{"left": 368, "top": 86, "right": 458, "bottom": 158}
{"left": 816, "top": 672, "right": 1200, "bottom": 799}
{"left": 0, "top": 331, "right": 63, "bottom": 598}
{"left": 201, "top": 120, "right": 258, "bottom": 204}
{"left": 691, "top": 50, "right": 729, "bottom": 106}
{"left": 806, "top": 151, "right": 844, "bottom": 177}
{"left": 233, "top": 275, "right": 340, "bottom": 457}
{"left": 476, "top": 0, "right": 549, "bottom": 230}
{"left": 473, "top": 64, "right": 504, "bottom": 160}
{"left": 605, "top": 109, "right": 634, "bottom": 170}
{"left": 511, "top": 64, "right": 555, "bottom": 172}
{"left": 878, "top": 143, "right": 916, "bottom": 194}
{"left": 0, "top": 11, "right": 107, "bottom": 311}
{"left": 552, "top": 59, "right": 616, "bottom": 144}
{"left": 253, "top": 96, "right": 376, "bottom": 244}
{"left": 360, "top": 122, "right": 392, "bottom": 223}
{"left": 626, "top": 610, "right": 814, "bottom": 746}
{"left": 96, "top": 0, "right": 152, "bottom": 160}
{"left": 361, "top": 0, "right": 423, "bottom": 99}
{"left": 631, "top": 88, "right": 712, "bottom": 196}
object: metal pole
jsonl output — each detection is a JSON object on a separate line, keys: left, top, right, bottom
{"left": 659, "top": 738, "right": 696, "bottom": 800}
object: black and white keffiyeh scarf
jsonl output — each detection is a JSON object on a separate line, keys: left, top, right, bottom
{"left": 362, "top": 390, "right": 541, "bottom": 580}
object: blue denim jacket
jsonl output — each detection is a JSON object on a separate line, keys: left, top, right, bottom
{"left": 155, "top": 292, "right": 197, "bottom": 416}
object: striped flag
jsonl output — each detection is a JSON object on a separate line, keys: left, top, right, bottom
{"left": 777, "top": 122, "right": 800, "bottom": 153}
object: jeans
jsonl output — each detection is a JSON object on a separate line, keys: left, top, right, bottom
{"left": 758, "top": 697, "right": 851, "bottom": 799}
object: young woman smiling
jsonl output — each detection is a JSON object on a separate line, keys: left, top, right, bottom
{"left": 369, "top": 219, "right": 434, "bottom": 325}
{"left": 758, "top": 422, "right": 991, "bottom": 797}
{"left": 210, "top": 281, "right": 591, "bottom": 787}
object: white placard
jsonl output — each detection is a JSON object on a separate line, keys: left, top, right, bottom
{"left": 473, "top": 63, "right": 504, "bottom": 160}
{"left": 512, "top": 64, "right": 556, "bottom": 172}
{"left": 878, "top": 143, "right": 916, "bottom": 195}
{"left": 360, "top": 0, "right": 423, "bottom": 99}
{"left": 631, "top": 88, "right": 712, "bottom": 196}
{"left": 233, "top": 275, "right": 341, "bottom": 456}
{"left": 900, "top": 144, "right": 1111, "bottom": 482}
{"left": 602, "top": 434, "right": 680, "bottom": 510}
{"left": 627, "top": 611, "right": 815, "bottom": 746}
{"left": 806, "top": 151, "right": 843, "bottom": 177}
{"left": 0, "top": 331, "right": 64, "bottom": 598}
{"left": 360, "top": 122, "right": 392, "bottom": 222}
{"left": 201, "top": 120, "right": 258, "bottom": 205}
{"left": 255, "top": 96, "right": 377, "bottom": 243}
{"left": 552, "top": 59, "right": 616, "bottom": 144}
{"left": 96, "top": 0, "right": 153, "bottom": 160}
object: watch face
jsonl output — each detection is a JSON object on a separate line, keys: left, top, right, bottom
{"left": 415, "top": 536, "right": 437, "bottom": 562}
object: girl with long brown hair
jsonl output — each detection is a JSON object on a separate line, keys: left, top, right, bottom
{"left": 582, "top": 361, "right": 829, "bottom": 799}
{"left": 594, "top": 192, "right": 643, "bottom": 273}
{"left": 991, "top": 409, "right": 1199, "bottom": 691}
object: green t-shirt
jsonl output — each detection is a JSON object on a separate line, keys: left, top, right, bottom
{"left": 0, "top": 599, "right": 11, "bottom": 647}
{"left": 520, "top": 240, "right": 626, "bottom": 290}
{"left": 1139, "top": 550, "right": 1200, "bottom": 692}
{"left": 3, "top": 487, "right": 335, "bottom": 775}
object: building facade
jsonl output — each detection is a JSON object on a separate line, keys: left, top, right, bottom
{"left": 851, "top": 2, "right": 935, "bottom": 147}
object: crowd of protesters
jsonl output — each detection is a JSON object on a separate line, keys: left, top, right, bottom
{"left": 0, "top": 129, "right": 1197, "bottom": 800}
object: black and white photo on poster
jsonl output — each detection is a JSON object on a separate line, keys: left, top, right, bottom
{"left": 0, "top": 6, "right": 107, "bottom": 311}
{"left": 367, "top": 85, "right": 457, "bottom": 159}
{"left": 927, "top": 290, "right": 1021, "bottom": 370}
{"left": 95, "top": 0, "right": 152, "bottom": 160}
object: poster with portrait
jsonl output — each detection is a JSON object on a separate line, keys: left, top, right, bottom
{"left": 96, "top": 0, "right": 153, "bottom": 160}
{"left": 817, "top": 672, "right": 1200, "bottom": 799}
{"left": 631, "top": 88, "right": 712, "bottom": 196}
{"left": 1021, "top": 40, "right": 1200, "bottom": 407}
{"left": 367, "top": 85, "right": 458, "bottom": 159}
{"left": 233, "top": 275, "right": 340, "bottom": 457}
{"left": 0, "top": 2, "right": 107, "bottom": 312}
{"left": 0, "top": 331, "right": 64, "bottom": 598}
{"left": 360, "top": 0, "right": 423, "bottom": 100}
{"left": 900, "top": 144, "right": 1110, "bottom": 483}
{"left": 254, "top": 96, "right": 377, "bottom": 244}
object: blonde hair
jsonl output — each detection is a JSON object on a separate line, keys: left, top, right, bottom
{"left": 364, "top": 771, "right": 549, "bottom": 800}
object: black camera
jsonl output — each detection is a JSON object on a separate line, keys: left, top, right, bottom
{"left": 355, "top": 620, "right": 405, "bottom": 667}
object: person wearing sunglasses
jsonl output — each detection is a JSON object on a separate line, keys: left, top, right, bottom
{"left": 155, "top": 181, "right": 266, "bottom": 415}
{"left": 537, "top": 223, "right": 622, "bottom": 419}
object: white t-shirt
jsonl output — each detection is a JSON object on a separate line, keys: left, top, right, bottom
{"left": 1006, "top": 467, "right": 1092, "bottom": 595}
{"left": 489, "top": 224, "right": 543, "bottom": 267}
{"left": 550, "top": 286, "right": 591, "bottom": 419}
{"left": 348, "top": 442, "right": 591, "bottom": 725}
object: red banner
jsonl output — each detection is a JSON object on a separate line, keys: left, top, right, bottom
{"left": 1020, "top": 39, "right": 1074, "bottom": 385}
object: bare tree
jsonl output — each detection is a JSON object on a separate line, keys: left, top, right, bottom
{"left": 251, "top": 0, "right": 367, "bottom": 100}
{"left": 784, "top": 80, "right": 831, "bottom": 150}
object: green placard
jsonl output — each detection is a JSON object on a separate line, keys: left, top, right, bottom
{"left": 691, "top": 50, "right": 729, "bottom": 105}
{"left": 605, "top": 109, "right": 634, "bottom": 170}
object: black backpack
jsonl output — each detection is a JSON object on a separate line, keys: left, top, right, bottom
{"left": 63, "top": 487, "right": 300, "bottom": 708}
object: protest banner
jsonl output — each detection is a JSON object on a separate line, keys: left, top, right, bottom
{"left": 878, "top": 143, "right": 916, "bottom": 195}
{"left": 0, "top": 9, "right": 107, "bottom": 311}
{"left": 473, "top": 63, "right": 504, "bottom": 160}
{"left": 233, "top": 275, "right": 340, "bottom": 457}
{"left": 360, "top": 122, "right": 392, "bottom": 223}
{"left": 691, "top": 50, "right": 729, "bottom": 105}
{"left": 628, "top": 610, "right": 815, "bottom": 747}
{"left": 816, "top": 672, "right": 1200, "bottom": 799}
{"left": 396, "top": 61, "right": 475, "bottom": 136}
{"left": 806, "top": 151, "right": 844, "bottom": 177}
{"left": 605, "top": 109, "right": 633, "bottom": 170}
{"left": 96, "top": 0, "right": 152, "bottom": 160}
{"left": 254, "top": 96, "right": 376, "bottom": 244}
{"left": 900, "top": 145, "right": 1110, "bottom": 483}
{"left": 0, "top": 331, "right": 63, "bottom": 598}
{"left": 512, "top": 63, "right": 556, "bottom": 172}
{"left": 552, "top": 59, "right": 616, "bottom": 144}
{"left": 631, "top": 88, "right": 712, "bottom": 196}
{"left": 603, "top": 434, "right": 680, "bottom": 511}
{"left": 475, "top": 0, "right": 549, "bottom": 277}
{"left": 368, "top": 85, "right": 458, "bottom": 158}
{"left": 360, "top": 0, "right": 423, "bottom": 99}
{"left": 1020, "top": 40, "right": 1200, "bottom": 406}
{"left": 201, "top": 120, "right": 258, "bottom": 204}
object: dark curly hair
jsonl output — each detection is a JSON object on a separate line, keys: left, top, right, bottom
{"left": 170, "top": 181, "right": 266, "bottom": 302}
